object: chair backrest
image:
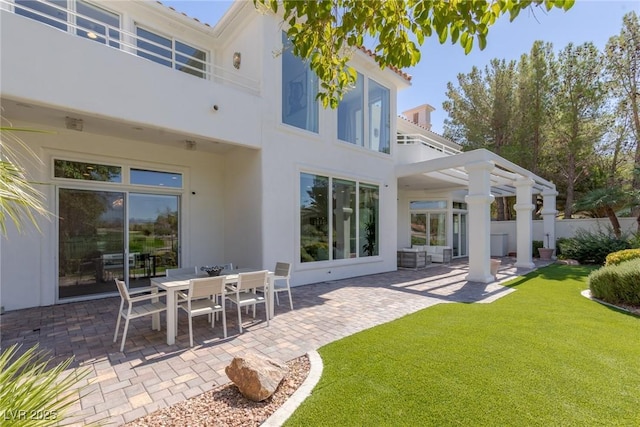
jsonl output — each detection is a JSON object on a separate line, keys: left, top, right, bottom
{"left": 189, "top": 276, "right": 226, "bottom": 299}
{"left": 114, "top": 279, "right": 130, "bottom": 302}
{"left": 236, "top": 270, "right": 268, "bottom": 291}
{"left": 166, "top": 267, "right": 196, "bottom": 277}
{"left": 274, "top": 262, "right": 291, "bottom": 278}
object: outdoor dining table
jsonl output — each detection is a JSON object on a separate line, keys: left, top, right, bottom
{"left": 150, "top": 268, "right": 275, "bottom": 345}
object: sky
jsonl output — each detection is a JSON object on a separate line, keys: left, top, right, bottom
{"left": 163, "top": 0, "right": 640, "bottom": 134}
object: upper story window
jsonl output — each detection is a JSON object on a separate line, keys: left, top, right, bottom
{"left": 282, "top": 32, "right": 319, "bottom": 133}
{"left": 136, "top": 26, "right": 207, "bottom": 79}
{"left": 15, "top": 0, "right": 68, "bottom": 31}
{"left": 75, "top": 0, "right": 120, "bottom": 48}
{"left": 338, "top": 75, "right": 391, "bottom": 154}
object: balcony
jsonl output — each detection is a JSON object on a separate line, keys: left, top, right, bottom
{"left": 396, "top": 133, "right": 461, "bottom": 165}
{"left": 0, "top": 0, "right": 262, "bottom": 148}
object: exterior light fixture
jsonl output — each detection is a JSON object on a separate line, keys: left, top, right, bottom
{"left": 185, "top": 140, "right": 196, "bottom": 151}
{"left": 87, "top": 32, "right": 98, "bottom": 39}
{"left": 233, "top": 52, "right": 241, "bottom": 69}
{"left": 65, "top": 116, "right": 83, "bottom": 131}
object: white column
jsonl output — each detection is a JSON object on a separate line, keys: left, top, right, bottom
{"left": 541, "top": 188, "right": 558, "bottom": 255}
{"left": 464, "top": 160, "right": 495, "bottom": 283}
{"left": 514, "top": 178, "right": 535, "bottom": 269}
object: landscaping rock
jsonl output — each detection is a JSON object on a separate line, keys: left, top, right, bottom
{"left": 225, "top": 353, "right": 288, "bottom": 401}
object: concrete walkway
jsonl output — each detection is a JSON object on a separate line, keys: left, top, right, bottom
{"left": 0, "top": 258, "right": 550, "bottom": 426}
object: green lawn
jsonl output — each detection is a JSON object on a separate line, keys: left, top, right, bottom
{"left": 286, "top": 265, "right": 640, "bottom": 426}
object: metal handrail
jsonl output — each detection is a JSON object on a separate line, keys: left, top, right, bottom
{"left": 2, "top": 0, "right": 261, "bottom": 93}
{"left": 396, "top": 133, "right": 461, "bottom": 156}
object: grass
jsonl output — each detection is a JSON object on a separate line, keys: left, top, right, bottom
{"left": 286, "top": 264, "right": 640, "bottom": 426}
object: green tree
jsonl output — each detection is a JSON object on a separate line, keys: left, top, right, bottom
{"left": 255, "top": 0, "right": 574, "bottom": 108}
{"left": 604, "top": 11, "right": 640, "bottom": 229}
{"left": 546, "top": 42, "right": 608, "bottom": 219}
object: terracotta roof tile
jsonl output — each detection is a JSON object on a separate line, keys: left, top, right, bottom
{"left": 156, "top": 1, "right": 213, "bottom": 27}
{"left": 358, "top": 47, "right": 412, "bottom": 82}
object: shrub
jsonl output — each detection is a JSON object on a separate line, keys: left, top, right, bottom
{"left": 532, "top": 240, "right": 544, "bottom": 258}
{"left": 589, "top": 258, "right": 640, "bottom": 306}
{"left": 605, "top": 249, "right": 640, "bottom": 266}
{"left": 0, "top": 344, "right": 91, "bottom": 426}
{"left": 556, "top": 229, "right": 630, "bottom": 265}
{"left": 555, "top": 237, "right": 569, "bottom": 258}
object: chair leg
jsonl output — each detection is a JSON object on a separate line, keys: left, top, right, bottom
{"left": 188, "top": 315, "right": 194, "bottom": 347}
{"left": 287, "top": 288, "right": 293, "bottom": 310}
{"left": 275, "top": 292, "right": 280, "bottom": 306}
{"left": 222, "top": 309, "right": 227, "bottom": 338}
{"left": 237, "top": 304, "right": 243, "bottom": 334}
{"left": 120, "top": 318, "right": 130, "bottom": 352}
{"left": 113, "top": 314, "right": 122, "bottom": 343}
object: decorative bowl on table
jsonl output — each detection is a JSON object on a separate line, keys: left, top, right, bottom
{"left": 200, "top": 265, "right": 224, "bottom": 276}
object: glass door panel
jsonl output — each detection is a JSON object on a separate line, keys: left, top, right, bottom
{"left": 128, "top": 193, "right": 179, "bottom": 288}
{"left": 460, "top": 214, "right": 467, "bottom": 257}
{"left": 58, "top": 189, "right": 125, "bottom": 299}
{"left": 453, "top": 214, "right": 460, "bottom": 257}
{"left": 410, "top": 213, "right": 427, "bottom": 245}
{"left": 429, "top": 213, "right": 446, "bottom": 246}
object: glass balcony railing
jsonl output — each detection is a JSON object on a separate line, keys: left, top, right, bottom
{"left": 2, "top": 0, "right": 260, "bottom": 93}
{"left": 396, "top": 133, "right": 461, "bottom": 156}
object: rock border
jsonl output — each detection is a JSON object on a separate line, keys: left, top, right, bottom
{"left": 261, "top": 350, "right": 323, "bottom": 426}
{"left": 580, "top": 289, "right": 638, "bottom": 315}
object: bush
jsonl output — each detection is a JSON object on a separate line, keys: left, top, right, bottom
{"left": 589, "top": 258, "right": 640, "bottom": 307}
{"left": 556, "top": 229, "right": 630, "bottom": 265}
{"left": 555, "top": 237, "right": 569, "bottom": 258}
{"left": 605, "top": 249, "right": 640, "bottom": 266}
{"left": 532, "top": 240, "right": 544, "bottom": 258}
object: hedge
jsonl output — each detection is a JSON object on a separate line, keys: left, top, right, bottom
{"left": 588, "top": 258, "right": 640, "bottom": 307}
{"left": 605, "top": 249, "right": 640, "bottom": 266}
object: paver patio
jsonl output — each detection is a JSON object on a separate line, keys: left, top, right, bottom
{"left": 0, "top": 258, "right": 550, "bottom": 426}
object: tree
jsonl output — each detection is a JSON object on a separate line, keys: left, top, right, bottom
{"left": 546, "top": 42, "right": 608, "bottom": 219}
{"left": 255, "top": 0, "right": 574, "bottom": 108}
{"left": 604, "top": 11, "right": 640, "bottom": 229}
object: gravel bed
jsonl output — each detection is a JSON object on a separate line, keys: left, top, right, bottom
{"left": 126, "top": 354, "right": 310, "bottom": 427}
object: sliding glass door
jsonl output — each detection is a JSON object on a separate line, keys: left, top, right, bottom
{"left": 58, "top": 189, "right": 180, "bottom": 299}
{"left": 410, "top": 212, "right": 446, "bottom": 246}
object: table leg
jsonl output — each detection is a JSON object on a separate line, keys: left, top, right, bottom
{"left": 166, "top": 290, "right": 176, "bottom": 345}
{"left": 268, "top": 275, "right": 275, "bottom": 319}
{"left": 151, "top": 288, "right": 160, "bottom": 331}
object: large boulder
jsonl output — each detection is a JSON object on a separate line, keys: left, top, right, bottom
{"left": 225, "top": 353, "right": 288, "bottom": 401}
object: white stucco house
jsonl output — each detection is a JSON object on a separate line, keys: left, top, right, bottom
{"left": 0, "top": 0, "right": 557, "bottom": 312}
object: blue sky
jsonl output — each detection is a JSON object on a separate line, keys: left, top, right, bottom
{"left": 163, "top": 0, "right": 639, "bottom": 134}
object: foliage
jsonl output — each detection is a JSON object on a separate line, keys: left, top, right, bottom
{"left": 0, "top": 344, "right": 91, "bottom": 426}
{"left": 0, "top": 122, "right": 50, "bottom": 236}
{"left": 255, "top": 0, "right": 574, "bottom": 108}
{"left": 589, "top": 258, "right": 640, "bottom": 306}
{"left": 555, "top": 237, "right": 569, "bottom": 257}
{"left": 286, "top": 265, "right": 639, "bottom": 426}
{"left": 557, "top": 229, "right": 631, "bottom": 265}
{"left": 532, "top": 240, "right": 544, "bottom": 258}
{"left": 604, "top": 248, "right": 640, "bottom": 266}
{"left": 573, "top": 187, "right": 640, "bottom": 238}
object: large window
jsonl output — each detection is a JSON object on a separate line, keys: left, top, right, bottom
{"left": 300, "top": 173, "right": 379, "bottom": 263}
{"left": 136, "top": 27, "right": 207, "bottom": 79}
{"left": 15, "top": 0, "right": 68, "bottom": 31}
{"left": 337, "top": 72, "right": 364, "bottom": 146}
{"left": 338, "top": 75, "right": 391, "bottom": 154}
{"left": 76, "top": 0, "right": 120, "bottom": 48}
{"left": 282, "top": 33, "right": 319, "bottom": 133}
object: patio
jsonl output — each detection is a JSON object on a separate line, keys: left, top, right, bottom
{"left": 0, "top": 258, "right": 550, "bottom": 426}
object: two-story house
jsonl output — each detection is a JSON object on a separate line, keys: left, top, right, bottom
{"left": 0, "top": 0, "right": 557, "bottom": 311}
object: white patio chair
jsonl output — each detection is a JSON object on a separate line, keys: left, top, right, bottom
{"left": 166, "top": 266, "right": 197, "bottom": 276}
{"left": 272, "top": 262, "right": 293, "bottom": 310}
{"left": 225, "top": 270, "right": 269, "bottom": 333}
{"left": 177, "top": 276, "right": 227, "bottom": 347}
{"left": 113, "top": 279, "right": 166, "bottom": 352}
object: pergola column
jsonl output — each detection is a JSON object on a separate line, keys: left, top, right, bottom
{"left": 464, "top": 160, "right": 495, "bottom": 283}
{"left": 541, "top": 188, "right": 558, "bottom": 254}
{"left": 514, "top": 178, "right": 535, "bottom": 269}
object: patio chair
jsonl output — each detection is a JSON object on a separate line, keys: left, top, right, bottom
{"left": 177, "top": 276, "right": 227, "bottom": 347}
{"left": 225, "top": 270, "right": 269, "bottom": 333}
{"left": 257, "top": 262, "right": 293, "bottom": 310}
{"left": 113, "top": 279, "right": 166, "bottom": 352}
{"left": 166, "top": 266, "right": 197, "bottom": 276}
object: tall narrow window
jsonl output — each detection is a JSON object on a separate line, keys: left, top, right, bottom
{"left": 337, "top": 73, "right": 364, "bottom": 146}
{"left": 15, "top": 0, "right": 68, "bottom": 31}
{"left": 76, "top": 0, "right": 120, "bottom": 48}
{"left": 359, "top": 184, "right": 379, "bottom": 257}
{"left": 368, "top": 78, "right": 390, "bottom": 153}
{"left": 332, "top": 179, "right": 356, "bottom": 260}
{"left": 282, "top": 32, "right": 319, "bottom": 133}
{"left": 300, "top": 173, "right": 329, "bottom": 262}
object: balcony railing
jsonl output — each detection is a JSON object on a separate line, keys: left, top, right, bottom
{"left": 1, "top": 0, "right": 260, "bottom": 94}
{"left": 396, "top": 133, "right": 461, "bottom": 156}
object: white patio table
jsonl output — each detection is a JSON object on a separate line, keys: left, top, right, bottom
{"left": 151, "top": 268, "right": 274, "bottom": 345}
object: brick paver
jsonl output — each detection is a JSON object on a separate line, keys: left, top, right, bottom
{"left": 0, "top": 258, "right": 548, "bottom": 426}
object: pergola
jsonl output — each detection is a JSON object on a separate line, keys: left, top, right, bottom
{"left": 396, "top": 148, "right": 558, "bottom": 283}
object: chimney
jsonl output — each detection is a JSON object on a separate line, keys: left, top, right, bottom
{"left": 402, "top": 104, "right": 435, "bottom": 130}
